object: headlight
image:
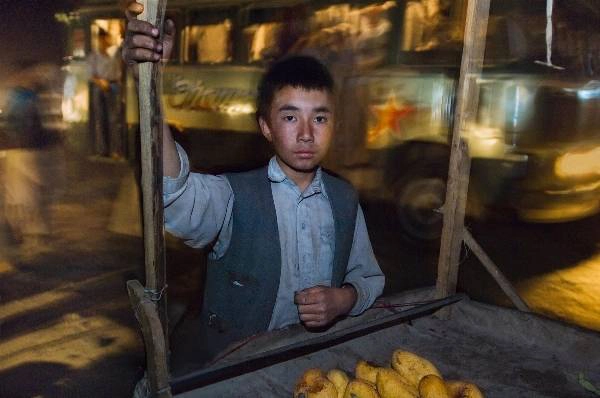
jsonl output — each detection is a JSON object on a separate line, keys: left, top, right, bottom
{"left": 466, "top": 125, "right": 505, "bottom": 158}
{"left": 555, "top": 147, "right": 600, "bottom": 178}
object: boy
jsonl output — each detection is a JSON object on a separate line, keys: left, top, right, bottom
{"left": 123, "top": 1, "right": 384, "bottom": 364}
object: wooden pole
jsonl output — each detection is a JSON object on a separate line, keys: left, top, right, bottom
{"left": 128, "top": 280, "right": 171, "bottom": 397}
{"left": 126, "top": 0, "right": 171, "bottom": 396}
{"left": 463, "top": 230, "right": 530, "bottom": 312}
{"left": 436, "top": 0, "right": 491, "bottom": 301}
{"left": 436, "top": 140, "right": 471, "bottom": 300}
{"left": 137, "top": 0, "right": 168, "bottom": 336}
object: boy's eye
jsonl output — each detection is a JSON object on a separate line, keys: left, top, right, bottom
{"left": 315, "top": 115, "right": 328, "bottom": 123}
{"left": 283, "top": 115, "right": 296, "bottom": 122}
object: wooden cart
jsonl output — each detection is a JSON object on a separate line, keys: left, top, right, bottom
{"left": 170, "top": 288, "right": 600, "bottom": 397}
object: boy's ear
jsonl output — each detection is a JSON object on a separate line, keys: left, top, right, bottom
{"left": 258, "top": 116, "right": 273, "bottom": 142}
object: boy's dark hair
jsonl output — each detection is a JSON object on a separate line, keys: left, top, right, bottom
{"left": 256, "top": 55, "right": 334, "bottom": 121}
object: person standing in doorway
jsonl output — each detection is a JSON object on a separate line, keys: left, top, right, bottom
{"left": 87, "top": 28, "right": 124, "bottom": 158}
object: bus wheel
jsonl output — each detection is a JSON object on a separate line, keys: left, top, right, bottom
{"left": 393, "top": 168, "right": 447, "bottom": 243}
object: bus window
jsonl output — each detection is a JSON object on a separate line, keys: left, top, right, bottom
{"left": 243, "top": 5, "right": 311, "bottom": 64}
{"left": 293, "top": 1, "right": 396, "bottom": 70}
{"left": 397, "top": 0, "right": 466, "bottom": 64}
{"left": 398, "top": 0, "right": 552, "bottom": 66}
{"left": 245, "top": 22, "right": 282, "bottom": 63}
{"left": 244, "top": 21, "right": 283, "bottom": 63}
{"left": 182, "top": 11, "right": 233, "bottom": 64}
{"left": 90, "top": 19, "right": 123, "bottom": 57}
{"left": 401, "top": 0, "right": 466, "bottom": 52}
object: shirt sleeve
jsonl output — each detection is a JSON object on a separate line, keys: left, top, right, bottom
{"left": 343, "top": 205, "right": 385, "bottom": 316}
{"left": 163, "top": 143, "right": 234, "bottom": 252}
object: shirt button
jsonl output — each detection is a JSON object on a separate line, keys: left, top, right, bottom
{"left": 301, "top": 223, "right": 306, "bottom": 230}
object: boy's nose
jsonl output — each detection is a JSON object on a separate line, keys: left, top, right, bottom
{"left": 297, "top": 120, "right": 314, "bottom": 143}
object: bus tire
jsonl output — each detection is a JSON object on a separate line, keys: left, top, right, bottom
{"left": 393, "top": 164, "right": 447, "bottom": 244}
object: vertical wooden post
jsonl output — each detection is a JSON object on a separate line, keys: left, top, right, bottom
{"left": 137, "top": 0, "right": 169, "bottom": 346}
{"left": 436, "top": 140, "right": 471, "bottom": 299}
{"left": 127, "top": 1, "right": 171, "bottom": 396}
{"left": 436, "top": 0, "right": 491, "bottom": 301}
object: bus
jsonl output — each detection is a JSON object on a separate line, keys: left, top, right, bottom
{"left": 58, "top": 0, "right": 600, "bottom": 242}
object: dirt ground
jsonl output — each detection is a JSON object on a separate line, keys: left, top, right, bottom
{"left": 0, "top": 151, "right": 147, "bottom": 397}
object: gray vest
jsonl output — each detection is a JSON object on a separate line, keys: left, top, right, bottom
{"left": 200, "top": 166, "right": 358, "bottom": 357}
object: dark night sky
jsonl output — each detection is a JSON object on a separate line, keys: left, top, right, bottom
{"left": 0, "top": 0, "right": 76, "bottom": 79}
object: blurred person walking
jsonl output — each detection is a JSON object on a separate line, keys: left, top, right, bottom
{"left": 3, "top": 62, "right": 64, "bottom": 254}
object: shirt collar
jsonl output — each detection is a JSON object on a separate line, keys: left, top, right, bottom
{"left": 267, "top": 156, "right": 327, "bottom": 199}
{"left": 267, "top": 156, "right": 288, "bottom": 183}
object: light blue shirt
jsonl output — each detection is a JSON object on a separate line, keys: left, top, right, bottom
{"left": 164, "top": 144, "right": 385, "bottom": 330}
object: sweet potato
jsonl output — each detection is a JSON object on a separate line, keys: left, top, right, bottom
{"left": 418, "top": 374, "right": 450, "bottom": 398}
{"left": 343, "top": 379, "right": 380, "bottom": 398}
{"left": 445, "top": 380, "right": 484, "bottom": 398}
{"left": 295, "top": 376, "right": 338, "bottom": 398}
{"left": 327, "top": 369, "right": 350, "bottom": 398}
{"left": 376, "top": 368, "right": 418, "bottom": 398}
{"left": 390, "top": 350, "right": 441, "bottom": 388}
{"left": 356, "top": 360, "right": 382, "bottom": 384}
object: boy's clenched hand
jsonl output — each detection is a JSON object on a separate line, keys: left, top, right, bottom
{"left": 295, "top": 285, "right": 357, "bottom": 328}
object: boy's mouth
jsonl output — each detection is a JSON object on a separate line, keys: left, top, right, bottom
{"left": 294, "top": 150, "right": 315, "bottom": 159}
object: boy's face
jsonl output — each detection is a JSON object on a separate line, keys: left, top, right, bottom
{"left": 259, "top": 86, "right": 334, "bottom": 178}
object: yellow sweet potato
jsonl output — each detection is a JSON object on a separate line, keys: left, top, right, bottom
{"left": 327, "top": 369, "right": 350, "bottom": 398}
{"left": 445, "top": 380, "right": 484, "bottom": 398}
{"left": 299, "top": 369, "right": 326, "bottom": 385}
{"left": 295, "top": 369, "right": 328, "bottom": 398}
{"left": 356, "top": 360, "right": 382, "bottom": 384}
{"left": 376, "top": 368, "right": 418, "bottom": 398}
{"left": 343, "top": 379, "right": 380, "bottom": 398}
{"left": 390, "top": 350, "right": 441, "bottom": 388}
{"left": 418, "top": 374, "right": 450, "bottom": 398}
{"left": 295, "top": 376, "right": 338, "bottom": 398}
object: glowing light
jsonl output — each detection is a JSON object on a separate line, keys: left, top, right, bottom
{"left": 62, "top": 91, "right": 88, "bottom": 123}
{"left": 222, "top": 102, "right": 256, "bottom": 116}
{"left": 0, "top": 260, "right": 15, "bottom": 275}
{"left": 471, "top": 126, "right": 502, "bottom": 140}
{"left": 555, "top": 147, "right": 600, "bottom": 178}
{"left": 465, "top": 125, "right": 505, "bottom": 157}
{"left": 546, "top": 180, "right": 600, "bottom": 195}
{"left": 0, "top": 314, "right": 139, "bottom": 371}
{"left": 519, "top": 253, "right": 600, "bottom": 331}
{"left": 223, "top": 103, "right": 255, "bottom": 115}
{"left": 0, "top": 291, "right": 73, "bottom": 320}
{"left": 520, "top": 201, "right": 599, "bottom": 223}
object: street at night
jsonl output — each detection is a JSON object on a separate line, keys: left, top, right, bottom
{"left": 1, "top": 0, "right": 600, "bottom": 397}
{"left": 0, "top": 154, "right": 146, "bottom": 397}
